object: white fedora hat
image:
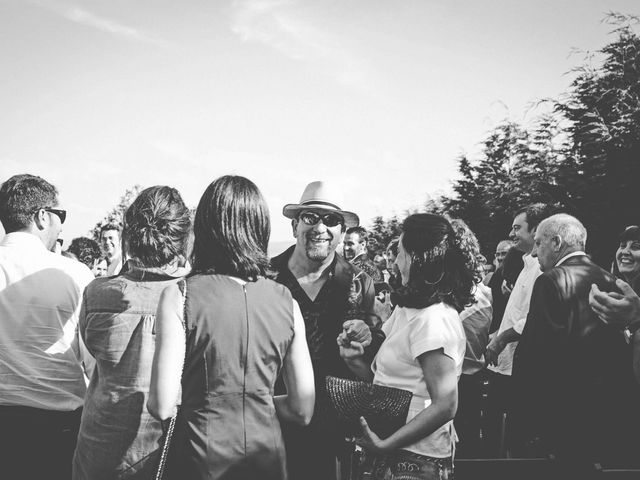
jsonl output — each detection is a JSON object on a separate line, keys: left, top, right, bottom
{"left": 283, "top": 181, "right": 359, "bottom": 228}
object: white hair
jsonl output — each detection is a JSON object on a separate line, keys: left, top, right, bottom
{"left": 539, "top": 214, "right": 587, "bottom": 249}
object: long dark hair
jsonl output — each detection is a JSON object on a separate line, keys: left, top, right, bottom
{"left": 191, "top": 175, "right": 270, "bottom": 281}
{"left": 123, "top": 186, "right": 191, "bottom": 267}
{"left": 394, "top": 213, "right": 475, "bottom": 312}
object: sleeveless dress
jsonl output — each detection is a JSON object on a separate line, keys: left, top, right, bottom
{"left": 167, "top": 274, "right": 295, "bottom": 480}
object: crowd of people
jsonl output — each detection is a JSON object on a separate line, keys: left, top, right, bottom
{"left": 0, "top": 173, "right": 639, "bottom": 480}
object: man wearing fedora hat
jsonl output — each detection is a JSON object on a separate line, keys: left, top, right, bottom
{"left": 271, "top": 180, "right": 384, "bottom": 480}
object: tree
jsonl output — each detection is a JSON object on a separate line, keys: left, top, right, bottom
{"left": 89, "top": 185, "right": 143, "bottom": 241}
{"left": 554, "top": 13, "right": 640, "bottom": 265}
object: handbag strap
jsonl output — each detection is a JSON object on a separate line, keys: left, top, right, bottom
{"left": 154, "top": 279, "right": 188, "bottom": 480}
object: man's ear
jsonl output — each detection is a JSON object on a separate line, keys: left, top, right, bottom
{"left": 291, "top": 219, "right": 298, "bottom": 238}
{"left": 34, "top": 209, "right": 48, "bottom": 231}
{"left": 552, "top": 234, "right": 563, "bottom": 251}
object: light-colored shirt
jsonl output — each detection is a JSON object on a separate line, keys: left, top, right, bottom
{"left": 488, "top": 253, "right": 541, "bottom": 376}
{"left": 555, "top": 251, "right": 586, "bottom": 267}
{"left": 460, "top": 283, "right": 493, "bottom": 375}
{"left": 106, "top": 254, "right": 122, "bottom": 276}
{"left": 372, "top": 303, "right": 466, "bottom": 458}
{"left": 0, "top": 232, "right": 94, "bottom": 410}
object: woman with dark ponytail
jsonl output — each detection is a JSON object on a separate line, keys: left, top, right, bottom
{"left": 339, "top": 213, "right": 474, "bottom": 480}
{"left": 73, "top": 186, "right": 192, "bottom": 479}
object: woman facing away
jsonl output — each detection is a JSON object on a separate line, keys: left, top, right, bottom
{"left": 338, "top": 213, "right": 475, "bottom": 480}
{"left": 73, "top": 186, "right": 192, "bottom": 479}
{"left": 147, "top": 175, "right": 315, "bottom": 480}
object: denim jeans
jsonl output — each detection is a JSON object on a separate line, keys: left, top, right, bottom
{"left": 367, "top": 449, "right": 454, "bottom": 480}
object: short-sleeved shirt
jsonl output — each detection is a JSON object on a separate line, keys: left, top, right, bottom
{"left": 372, "top": 302, "right": 466, "bottom": 458}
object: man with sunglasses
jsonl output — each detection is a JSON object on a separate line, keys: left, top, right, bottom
{"left": 271, "top": 180, "right": 384, "bottom": 480}
{"left": 0, "top": 174, "right": 94, "bottom": 479}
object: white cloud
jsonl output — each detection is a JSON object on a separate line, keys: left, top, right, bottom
{"left": 229, "top": 0, "right": 374, "bottom": 92}
{"left": 32, "top": 1, "right": 168, "bottom": 47}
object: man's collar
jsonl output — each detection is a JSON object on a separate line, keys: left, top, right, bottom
{"left": 555, "top": 250, "right": 586, "bottom": 267}
{"left": 351, "top": 251, "right": 367, "bottom": 263}
{"left": 0, "top": 231, "right": 47, "bottom": 250}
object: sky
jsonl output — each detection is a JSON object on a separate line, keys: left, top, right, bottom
{"left": 1, "top": 0, "right": 638, "bottom": 249}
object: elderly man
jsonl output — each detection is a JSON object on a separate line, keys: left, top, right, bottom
{"left": 512, "top": 214, "right": 640, "bottom": 471}
{"left": 271, "top": 180, "right": 383, "bottom": 480}
{"left": 0, "top": 174, "right": 94, "bottom": 479}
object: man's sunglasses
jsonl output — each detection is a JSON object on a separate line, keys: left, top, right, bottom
{"left": 299, "top": 211, "right": 344, "bottom": 228}
{"left": 44, "top": 207, "right": 67, "bottom": 224}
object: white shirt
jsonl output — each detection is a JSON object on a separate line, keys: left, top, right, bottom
{"left": 372, "top": 303, "right": 466, "bottom": 457}
{"left": 460, "top": 283, "right": 493, "bottom": 375}
{"left": 488, "top": 253, "right": 541, "bottom": 376}
{"left": 0, "top": 232, "right": 95, "bottom": 410}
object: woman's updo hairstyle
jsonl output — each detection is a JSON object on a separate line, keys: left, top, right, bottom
{"left": 123, "top": 186, "right": 191, "bottom": 268}
{"left": 395, "top": 213, "right": 475, "bottom": 312}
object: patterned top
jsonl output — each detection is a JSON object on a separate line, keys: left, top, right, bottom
{"left": 351, "top": 253, "right": 384, "bottom": 283}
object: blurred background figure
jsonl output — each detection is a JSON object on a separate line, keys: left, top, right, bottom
{"left": 450, "top": 219, "right": 493, "bottom": 459}
{"left": 612, "top": 225, "right": 640, "bottom": 291}
{"left": 73, "top": 185, "right": 191, "bottom": 480}
{"left": 100, "top": 223, "right": 123, "bottom": 275}
{"left": 67, "top": 237, "right": 102, "bottom": 272}
{"left": 92, "top": 257, "right": 108, "bottom": 277}
{"left": 343, "top": 226, "right": 383, "bottom": 283}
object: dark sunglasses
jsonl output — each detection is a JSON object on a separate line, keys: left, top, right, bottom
{"left": 299, "top": 211, "right": 344, "bottom": 228}
{"left": 44, "top": 207, "right": 67, "bottom": 224}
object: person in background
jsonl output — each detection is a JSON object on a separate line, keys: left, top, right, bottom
{"left": 67, "top": 236, "right": 102, "bottom": 271}
{"left": 484, "top": 203, "right": 551, "bottom": 457}
{"left": 450, "top": 219, "right": 493, "bottom": 459}
{"left": 373, "top": 253, "right": 391, "bottom": 283}
{"left": 385, "top": 237, "right": 401, "bottom": 292}
{"left": 270, "top": 180, "right": 382, "bottom": 480}
{"left": 149, "top": 175, "right": 315, "bottom": 480}
{"left": 339, "top": 213, "right": 475, "bottom": 480}
{"left": 344, "top": 226, "right": 384, "bottom": 283}
{"left": 92, "top": 257, "right": 108, "bottom": 277}
{"left": 100, "top": 222, "right": 123, "bottom": 275}
{"left": 73, "top": 186, "right": 191, "bottom": 480}
{"left": 590, "top": 225, "right": 640, "bottom": 384}
{"left": 487, "top": 246, "right": 524, "bottom": 334}
{"left": 0, "top": 174, "right": 94, "bottom": 479}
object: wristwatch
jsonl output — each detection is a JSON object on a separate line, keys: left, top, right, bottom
{"left": 623, "top": 322, "right": 640, "bottom": 344}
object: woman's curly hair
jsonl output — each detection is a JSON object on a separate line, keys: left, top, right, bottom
{"left": 394, "top": 213, "right": 476, "bottom": 312}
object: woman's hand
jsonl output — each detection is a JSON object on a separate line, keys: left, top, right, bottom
{"left": 356, "top": 417, "right": 391, "bottom": 454}
{"left": 337, "top": 330, "right": 365, "bottom": 360}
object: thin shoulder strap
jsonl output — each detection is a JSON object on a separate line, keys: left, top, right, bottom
{"left": 154, "top": 279, "right": 187, "bottom": 480}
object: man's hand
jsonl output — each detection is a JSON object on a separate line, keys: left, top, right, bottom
{"left": 590, "top": 279, "right": 640, "bottom": 328}
{"left": 485, "top": 335, "right": 505, "bottom": 367}
{"left": 501, "top": 280, "right": 513, "bottom": 297}
{"left": 373, "top": 292, "right": 393, "bottom": 324}
{"left": 342, "top": 319, "right": 372, "bottom": 347}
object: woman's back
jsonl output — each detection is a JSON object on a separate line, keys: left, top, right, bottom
{"left": 171, "top": 274, "right": 295, "bottom": 480}
{"left": 73, "top": 265, "right": 187, "bottom": 480}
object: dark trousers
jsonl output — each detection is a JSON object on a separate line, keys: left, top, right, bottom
{"left": 0, "top": 405, "right": 82, "bottom": 480}
{"left": 454, "top": 371, "right": 489, "bottom": 458}
{"left": 483, "top": 371, "right": 512, "bottom": 458}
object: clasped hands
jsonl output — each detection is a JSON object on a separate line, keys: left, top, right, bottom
{"left": 337, "top": 319, "right": 371, "bottom": 359}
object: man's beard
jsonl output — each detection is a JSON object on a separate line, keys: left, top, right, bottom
{"left": 304, "top": 235, "right": 334, "bottom": 262}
